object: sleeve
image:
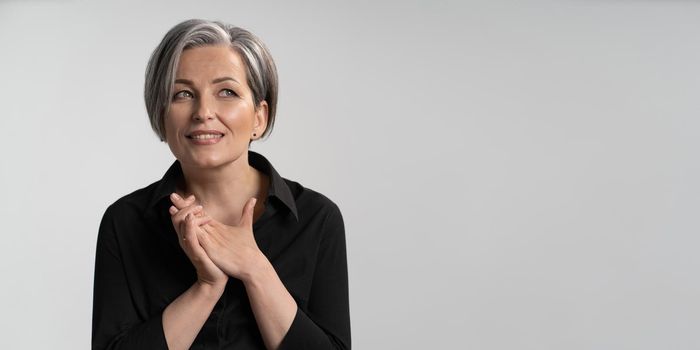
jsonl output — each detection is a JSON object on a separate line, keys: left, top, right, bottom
{"left": 92, "top": 205, "right": 169, "bottom": 350}
{"left": 278, "top": 203, "right": 351, "bottom": 350}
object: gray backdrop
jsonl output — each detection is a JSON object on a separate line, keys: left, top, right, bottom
{"left": 1, "top": 0, "right": 698, "bottom": 349}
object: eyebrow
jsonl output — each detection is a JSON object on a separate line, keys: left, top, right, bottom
{"left": 174, "top": 77, "right": 239, "bottom": 85}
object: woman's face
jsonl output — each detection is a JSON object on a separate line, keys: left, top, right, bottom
{"left": 164, "top": 45, "right": 267, "bottom": 169}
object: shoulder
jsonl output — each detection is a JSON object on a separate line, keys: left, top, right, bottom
{"left": 101, "top": 179, "right": 162, "bottom": 223}
{"left": 284, "top": 177, "right": 343, "bottom": 225}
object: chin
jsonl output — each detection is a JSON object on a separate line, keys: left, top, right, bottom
{"left": 188, "top": 158, "right": 228, "bottom": 169}
{"left": 182, "top": 152, "right": 246, "bottom": 170}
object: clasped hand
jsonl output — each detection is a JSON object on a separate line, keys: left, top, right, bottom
{"left": 168, "top": 193, "right": 263, "bottom": 286}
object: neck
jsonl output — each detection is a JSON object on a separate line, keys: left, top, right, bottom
{"left": 177, "top": 153, "right": 259, "bottom": 213}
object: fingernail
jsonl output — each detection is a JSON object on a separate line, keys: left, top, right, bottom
{"left": 195, "top": 205, "right": 203, "bottom": 210}
{"left": 169, "top": 206, "right": 177, "bottom": 214}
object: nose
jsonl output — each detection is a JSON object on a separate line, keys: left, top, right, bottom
{"left": 192, "top": 95, "right": 215, "bottom": 121}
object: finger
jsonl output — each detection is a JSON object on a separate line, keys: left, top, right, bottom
{"left": 172, "top": 204, "right": 204, "bottom": 226}
{"left": 192, "top": 214, "right": 213, "bottom": 227}
{"left": 172, "top": 204, "right": 201, "bottom": 223}
{"left": 171, "top": 194, "right": 207, "bottom": 219}
{"left": 170, "top": 193, "right": 188, "bottom": 210}
{"left": 173, "top": 207, "right": 195, "bottom": 240}
{"left": 183, "top": 212, "right": 202, "bottom": 243}
{"left": 181, "top": 214, "right": 206, "bottom": 254}
{"left": 196, "top": 226, "right": 213, "bottom": 250}
{"left": 201, "top": 223, "right": 224, "bottom": 246}
{"left": 169, "top": 205, "right": 178, "bottom": 215}
{"left": 192, "top": 204, "right": 208, "bottom": 218}
{"left": 178, "top": 213, "right": 189, "bottom": 241}
{"left": 184, "top": 195, "right": 196, "bottom": 209}
{"left": 170, "top": 193, "right": 185, "bottom": 208}
{"left": 170, "top": 193, "right": 197, "bottom": 210}
{"left": 238, "top": 197, "right": 257, "bottom": 227}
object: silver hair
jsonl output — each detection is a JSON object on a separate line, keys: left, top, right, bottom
{"left": 144, "top": 19, "right": 278, "bottom": 141}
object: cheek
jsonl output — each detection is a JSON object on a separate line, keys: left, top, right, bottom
{"left": 163, "top": 118, "right": 177, "bottom": 140}
{"left": 220, "top": 102, "right": 247, "bottom": 116}
{"left": 219, "top": 104, "right": 256, "bottom": 129}
{"left": 164, "top": 107, "right": 190, "bottom": 135}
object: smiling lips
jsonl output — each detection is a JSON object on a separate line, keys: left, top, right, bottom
{"left": 186, "top": 130, "right": 224, "bottom": 145}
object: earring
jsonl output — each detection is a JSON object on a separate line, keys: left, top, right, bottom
{"left": 253, "top": 133, "right": 257, "bottom": 137}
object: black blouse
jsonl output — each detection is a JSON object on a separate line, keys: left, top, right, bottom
{"left": 92, "top": 151, "right": 350, "bottom": 349}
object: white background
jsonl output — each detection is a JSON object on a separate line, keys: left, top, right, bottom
{"left": 1, "top": 0, "right": 698, "bottom": 349}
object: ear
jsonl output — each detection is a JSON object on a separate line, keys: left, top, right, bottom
{"left": 252, "top": 100, "right": 269, "bottom": 139}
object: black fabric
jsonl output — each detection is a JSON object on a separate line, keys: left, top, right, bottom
{"left": 92, "top": 151, "right": 350, "bottom": 350}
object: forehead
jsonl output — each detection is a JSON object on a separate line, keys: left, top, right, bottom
{"left": 175, "top": 45, "right": 246, "bottom": 81}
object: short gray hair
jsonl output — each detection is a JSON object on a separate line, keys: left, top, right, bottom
{"left": 144, "top": 19, "right": 278, "bottom": 141}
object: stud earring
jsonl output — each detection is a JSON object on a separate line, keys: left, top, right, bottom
{"left": 253, "top": 133, "right": 257, "bottom": 137}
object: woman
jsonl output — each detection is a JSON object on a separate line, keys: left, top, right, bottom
{"left": 92, "top": 19, "right": 350, "bottom": 350}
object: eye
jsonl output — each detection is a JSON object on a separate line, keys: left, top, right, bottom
{"left": 173, "top": 90, "right": 193, "bottom": 100}
{"left": 219, "top": 89, "right": 238, "bottom": 97}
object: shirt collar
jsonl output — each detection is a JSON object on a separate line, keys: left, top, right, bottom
{"left": 147, "top": 150, "right": 299, "bottom": 221}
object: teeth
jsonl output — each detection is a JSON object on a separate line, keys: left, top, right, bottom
{"left": 191, "top": 134, "right": 222, "bottom": 140}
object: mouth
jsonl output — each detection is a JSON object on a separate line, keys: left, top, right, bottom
{"left": 185, "top": 130, "right": 224, "bottom": 144}
{"left": 186, "top": 130, "right": 225, "bottom": 140}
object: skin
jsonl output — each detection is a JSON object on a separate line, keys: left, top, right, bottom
{"left": 160, "top": 45, "right": 297, "bottom": 350}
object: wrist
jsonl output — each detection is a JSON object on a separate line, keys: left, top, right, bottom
{"left": 240, "top": 250, "right": 273, "bottom": 286}
{"left": 194, "top": 278, "right": 227, "bottom": 300}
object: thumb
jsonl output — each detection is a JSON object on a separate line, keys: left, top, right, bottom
{"left": 239, "top": 197, "right": 257, "bottom": 227}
